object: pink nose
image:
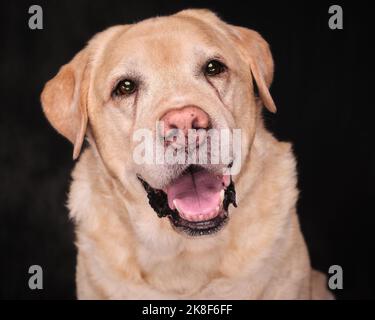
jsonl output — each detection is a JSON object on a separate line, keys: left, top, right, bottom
{"left": 160, "top": 106, "right": 210, "bottom": 137}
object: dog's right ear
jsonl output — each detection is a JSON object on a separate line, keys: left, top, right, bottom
{"left": 41, "top": 48, "right": 90, "bottom": 160}
{"left": 41, "top": 25, "right": 126, "bottom": 160}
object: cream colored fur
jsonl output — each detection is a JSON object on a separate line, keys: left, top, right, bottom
{"left": 41, "top": 9, "right": 333, "bottom": 299}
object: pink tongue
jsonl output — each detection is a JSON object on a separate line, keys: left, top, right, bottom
{"left": 166, "top": 170, "right": 223, "bottom": 222}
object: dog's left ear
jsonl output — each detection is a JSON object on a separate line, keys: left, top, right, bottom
{"left": 176, "top": 10, "right": 276, "bottom": 113}
{"left": 230, "top": 26, "right": 277, "bottom": 113}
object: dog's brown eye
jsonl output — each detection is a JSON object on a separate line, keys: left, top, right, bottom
{"left": 114, "top": 79, "right": 137, "bottom": 96}
{"left": 204, "top": 60, "right": 226, "bottom": 76}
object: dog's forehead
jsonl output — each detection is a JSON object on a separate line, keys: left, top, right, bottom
{"left": 100, "top": 16, "right": 227, "bottom": 73}
{"left": 124, "top": 15, "right": 221, "bottom": 46}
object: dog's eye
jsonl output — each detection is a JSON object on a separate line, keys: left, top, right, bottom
{"left": 113, "top": 79, "right": 137, "bottom": 96}
{"left": 204, "top": 60, "right": 226, "bottom": 76}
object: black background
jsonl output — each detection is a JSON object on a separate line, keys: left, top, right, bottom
{"left": 1, "top": 0, "right": 374, "bottom": 300}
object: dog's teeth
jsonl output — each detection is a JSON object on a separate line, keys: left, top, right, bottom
{"left": 173, "top": 200, "right": 180, "bottom": 212}
{"left": 220, "top": 190, "right": 225, "bottom": 202}
{"left": 215, "top": 206, "right": 220, "bottom": 214}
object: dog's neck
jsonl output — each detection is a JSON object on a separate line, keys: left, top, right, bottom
{"left": 69, "top": 125, "right": 300, "bottom": 297}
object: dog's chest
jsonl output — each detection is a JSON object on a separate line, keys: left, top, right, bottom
{"left": 137, "top": 245, "right": 225, "bottom": 296}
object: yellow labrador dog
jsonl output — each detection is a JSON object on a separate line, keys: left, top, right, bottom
{"left": 41, "top": 9, "right": 332, "bottom": 299}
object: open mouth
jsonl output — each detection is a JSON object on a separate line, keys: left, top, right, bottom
{"left": 137, "top": 165, "right": 237, "bottom": 237}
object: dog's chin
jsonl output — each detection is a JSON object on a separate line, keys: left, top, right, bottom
{"left": 137, "top": 165, "right": 237, "bottom": 237}
{"left": 167, "top": 209, "right": 229, "bottom": 237}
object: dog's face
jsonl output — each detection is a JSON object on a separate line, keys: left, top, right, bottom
{"left": 41, "top": 9, "right": 276, "bottom": 239}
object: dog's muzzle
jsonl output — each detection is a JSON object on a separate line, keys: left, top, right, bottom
{"left": 137, "top": 165, "right": 237, "bottom": 236}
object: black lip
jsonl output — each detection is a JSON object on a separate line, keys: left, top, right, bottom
{"left": 137, "top": 166, "right": 237, "bottom": 237}
{"left": 168, "top": 210, "right": 229, "bottom": 237}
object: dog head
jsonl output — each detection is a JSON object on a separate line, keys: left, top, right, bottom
{"left": 41, "top": 9, "right": 276, "bottom": 238}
